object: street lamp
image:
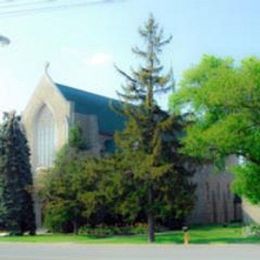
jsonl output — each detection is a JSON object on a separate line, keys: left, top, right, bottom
{"left": 0, "top": 35, "right": 10, "bottom": 46}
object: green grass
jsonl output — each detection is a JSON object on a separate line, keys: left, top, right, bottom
{"left": 0, "top": 225, "right": 259, "bottom": 244}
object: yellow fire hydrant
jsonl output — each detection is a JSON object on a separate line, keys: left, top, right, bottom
{"left": 182, "top": 226, "right": 189, "bottom": 245}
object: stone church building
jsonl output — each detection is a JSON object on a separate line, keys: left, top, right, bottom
{"left": 22, "top": 69, "right": 246, "bottom": 227}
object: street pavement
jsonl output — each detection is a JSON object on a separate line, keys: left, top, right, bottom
{"left": 0, "top": 243, "right": 259, "bottom": 260}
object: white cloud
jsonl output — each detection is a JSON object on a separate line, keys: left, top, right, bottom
{"left": 0, "top": 68, "right": 26, "bottom": 114}
{"left": 86, "top": 52, "right": 113, "bottom": 66}
{"left": 60, "top": 47, "right": 114, "bottom": 66}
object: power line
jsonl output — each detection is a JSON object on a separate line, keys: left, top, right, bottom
{"left": 0, "top": 0, "right": 120, "bottom": 17}
{"left": 0, "top": 0, "right": 58, "bottom": 5}
{"left": 0, "top": 0, "right": 58, "bottom": 8}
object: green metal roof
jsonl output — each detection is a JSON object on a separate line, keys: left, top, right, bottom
{"left": 56, "top": 83, "right": 125, "bottom": 135}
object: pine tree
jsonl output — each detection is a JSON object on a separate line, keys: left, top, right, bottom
{"left": 0, "top": 112, "right": 35, "bottom": 235}
{"left": 115, "top": 15, "right": 195, "bottom": 242}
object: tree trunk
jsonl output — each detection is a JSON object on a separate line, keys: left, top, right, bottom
{"left": 147, "top": 185, "right": 155, "bottom": 243}
{"left": 148, "top": 211, "right": 155, "bottom": 243}
{"left": 72, "top": 220, "right": 78, "bottom": 235}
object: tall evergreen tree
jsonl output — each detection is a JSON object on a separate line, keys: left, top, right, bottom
{"left": 0, "top": 112, "right": 35, "bottom": 235}
{"left": 114, "top": 15, "right": 195, "bottom": 242}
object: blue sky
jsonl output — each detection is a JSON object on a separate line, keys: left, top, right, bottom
{"left": 0, "top": 0, "right": 259, "bottom": 113}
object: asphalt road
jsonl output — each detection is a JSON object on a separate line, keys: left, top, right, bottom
{"left": 0, "top": 243, "right": 259, "bottom": 260}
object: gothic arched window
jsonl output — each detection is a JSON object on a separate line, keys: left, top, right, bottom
{"left": 36, "top": 105, "right": 55, "bottom": 167}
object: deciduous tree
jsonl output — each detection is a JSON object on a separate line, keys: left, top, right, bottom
{"left": 169, "top": 55, "right": 260, "bottom": 203}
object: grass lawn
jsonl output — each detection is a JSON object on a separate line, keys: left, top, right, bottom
{"left": 0, "top": 225, "right": 259, "bottom": 244}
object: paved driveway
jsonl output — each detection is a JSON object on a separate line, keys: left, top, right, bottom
{"left": 0, "top": 243, "right": 259, "bottom": 260}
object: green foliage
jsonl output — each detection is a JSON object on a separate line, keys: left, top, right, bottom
{"left": 78, "top": 223, "right": 148, "bottom": 237}
{"left": 68, "top": 125, "right": 87, "bottom": 150}
{"left": 43, "top": 200, "right": 75, "bottom": 233}
{"left": 39, "top": 127, "right": 119, "bottom": 233}
{"left": 79, "top": 226, "right": 115, "bottom": 238}
{"left": 39, "top": 16, "right": 195, "bottom": 238}
{"left": 243, "top": 224, "right": 260, "bottom": 238}
{"left": 114, "top": 14, "right": 196, "bottom": 241}
{"left": 39, "top": 144, "right": 88, "bottom": 233}
{"left": 232, "top": 162, "right": 260, "bottom": 204}
{"left": 169, "top": 55, "right": 260, "bottom": 203}
{"left": 0, "top": 112, "right": 35, "bottom": 235}
{"left": 113, "top": 113, "right": 196, "bottom": 226}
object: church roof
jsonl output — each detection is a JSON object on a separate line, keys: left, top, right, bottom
{"left": 56, "top": 83, "right": 125, "bottom": 135}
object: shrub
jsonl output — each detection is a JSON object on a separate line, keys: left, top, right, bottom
{"left": 43, "top": 202, "right": 73, "bottom": 233}
{"left": 78, "top": 223, "right": 148, "bottom": 238}
{"left": 131, "top": 223, "right": 148, "bottom": 234}
{"left": 78, "top": 226, "right": 114, "bottom": 238}
{"left": 243, "top": 225, "right": 260, "bottom": 237}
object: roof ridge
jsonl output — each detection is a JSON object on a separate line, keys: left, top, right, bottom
{"left": 55, "top": 82, "right": 125, "bottom": 135}
{"left": 55, "top": 82, "right": 120, "bottom": 103}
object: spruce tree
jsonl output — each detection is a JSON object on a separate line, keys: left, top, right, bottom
{"left": 0, "top": 112, "right": 35, "bottom": 235}
{"left": 115, "top": 15, "right": 195, "bottom": 242}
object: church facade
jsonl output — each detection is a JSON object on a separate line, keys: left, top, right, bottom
{"left": 22, "top": 70, "right": 247, "bottom": 227}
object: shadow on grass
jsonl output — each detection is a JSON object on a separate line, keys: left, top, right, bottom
{"left": 191, "top": 237, "right": 260, "bottom": 244}
{"left": 1, "top": 225, "right": 260, "bottom": 244}
{"left": 155, "top": 236, "right": 260, "bottom": 244}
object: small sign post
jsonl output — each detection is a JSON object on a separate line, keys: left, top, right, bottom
{"left": 182, "top": 226, "right": 189, "bottom": 245}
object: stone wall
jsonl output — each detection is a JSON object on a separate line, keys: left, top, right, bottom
{"left": 187, "top": 164, "right": 242, "bottom": 224}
